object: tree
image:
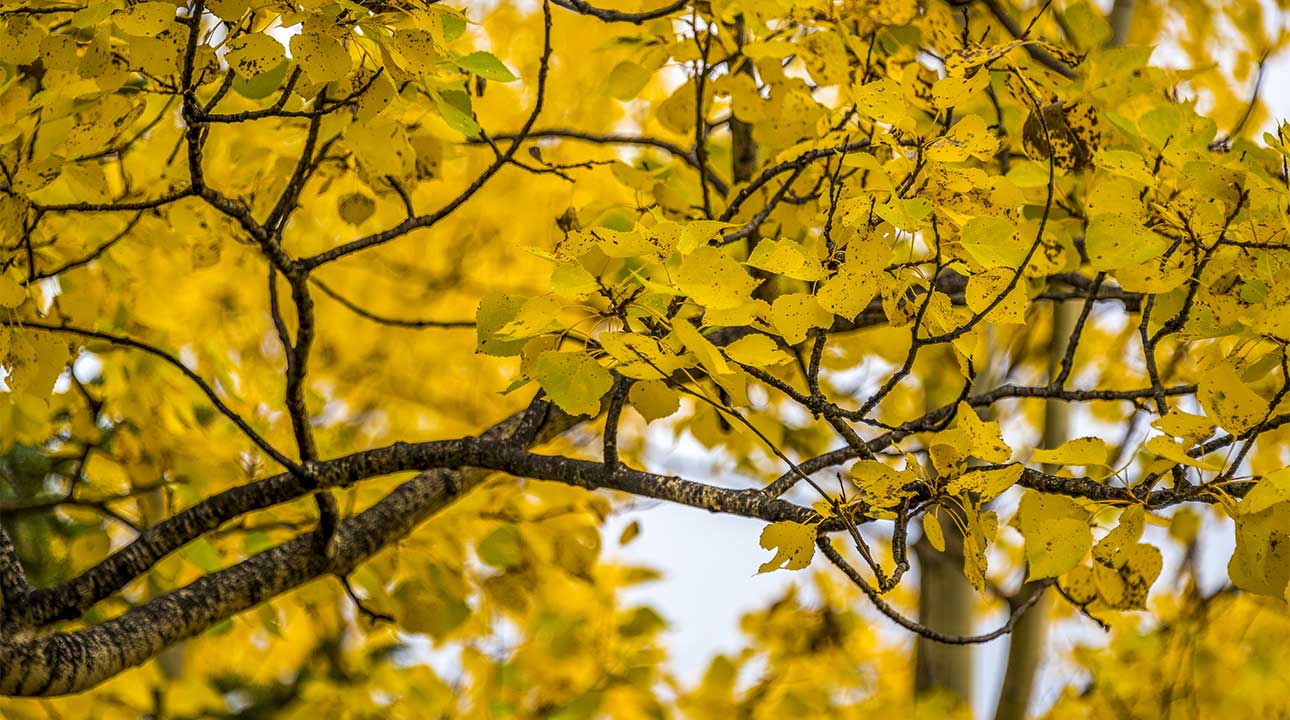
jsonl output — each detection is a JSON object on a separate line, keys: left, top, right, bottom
{"left": 0, "top": 0, "right": 1288, "bottom": 716}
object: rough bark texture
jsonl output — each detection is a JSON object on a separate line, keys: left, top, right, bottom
{"left": 0, "top": 401, "right": 824, "bottom": 695}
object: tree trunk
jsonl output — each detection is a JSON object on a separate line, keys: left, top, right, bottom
{"left": 992, "top": 304, "right": 1072, "bottom": 720}
{"left": 914, "top": 522, "right": 977, "bottom": 707}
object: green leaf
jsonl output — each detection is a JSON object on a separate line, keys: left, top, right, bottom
{"left": 231, "top": 59, "right": 290, "bottom": 100}
{"left": 874, "top": 197, "right": 932, "bottom": 231}
{"left": 961, "top": 216, "right": 1027, "bottom": 269}
{"left": 476, "top": 293, "right": 529, "bottom": 357}
{"left": 435, "top": 94, "right": 481, "bottom": 136}
{"left": 478, "top": 524, "right": 525, "bottom": 569}
{"left": 1084, "top": 214, "right": 1166, "bottom": 271}
{"left": 533, "top": 351, "right": 613, "bottom": 416}
{"left": 184, "top": 537, "right": 223, "bottom": 573}
{"left": 456, "top": 51, "right": 516, "bottom": 82}
{"left": 606, "top": 61, "right": 650, "bottom": 100}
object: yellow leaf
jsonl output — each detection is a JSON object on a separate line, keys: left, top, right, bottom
{"left": 606, "top": 61, "right": 650, "bottom": 100}
{"left": 618, "top": 520, "right": 641, "bottom": 546}
{"left": 946, "top": 464, "right": 1023, "bottom": 501}
{"left": 1230, "top": 502, "right": 1290, "bottom": 598}
{"left": 930, "top": 443, "right": 967, "bottom": 479}
{"left": 850, "top": 460, "right": 916, "bottom": 508}
{"left": 1241, "top": 467, "right": 1290, "bottom": 515}
{"left": 1099, "top": 543, "right": 1160, "bottom": 609}
{"left": 1199, "top": 358, "right": 1268, "bottom": 434}
{"left": 1030, "top": 436, "right": 1110, "bottom": 468}
{"left": 599, "top": 332, "right": 684, "bottom": 380}
{"left": 1091, "top": 505, "right": 1145, "bottom": 569}
{"left": 0, "top": 16, "right": 43, "bottom": 65}
{"left": 1093, "top": 149, "right": 1155, "bottom": 185}
{"left": 926, "top": 114, "right": 999, "bottom": 163}
{"left": 945, "top": 40, "right": 1026, "bottom": 77}
{"left": 746, "top": 238, "right": 825, "bottom": 281}
{"left": 225, "top": 33, "right": 285, "bottom": 79}
{"left": 549, "top": 262, "right": 597, "bottom": 299}
{"left": 874, "top": 197, "right": 932, "bottom": 231}
{"left": 758, "top": 521, "right": 816, "bottom": 573}
{"left": 346, "top": 119, "right": 414, "bottom": 177}
{"left": 723, "top": 334, "right": 791, "bottom": 366}
{"left": 1017, "top": 491, "right": 1091, "bottom": 580}
{"left": 7, "top": 330, "right": 67, "bottom": 397}
{"left": 966, "top": 268, "right": 1026, "bottom": 324}
{"left": 770, "top": 293, "right": 831, "bottom": 345}
{"left": 0, "top": 273, "right": 27, "bottom": 308}
{"left": 496, "top": 296, "right": 562, "bottom": 341}
{"left": 673, "top": 318, "right": 734, "bottom": 377}
{"left": 291, "top": 30, "right": 352, "bottom": 84}
{"left": 932, "top": 71, "right": 990, "bottom": 109}
{"left": 853, "top": 79, "right": 912, "bottom": 130}
{"left": 1061, "top": 565, "right": 1098, "bottom": 604}
{"left": 963, "top": 529, "right": 989, "bottom": 593}
{"left": 676, "top": 246, "right": 760, "bottom": 310}
{"left": 627, "top": 380, "right": 679, "bottom": 423}
{"left": 392, "top": 28, "right": 439, "bottom": 75}
{"left": 1144, "top": 435, "right": 1224, "bottom": 472}
{"left": 592, "top": 228, "right": 659, "bottom": 259}
{"left": 923, "top": 509, "right": 946, "bottom": 552}
{"left": 207, "top": 0, "right": 250, "bottom": 21}
{"left": 961, "top": 216, "right": 1027, "bottom": 269}
{"left": 816, "top": 255, "right": 882, "bottom": 320}
{"left": 112, "top": 2, "right": 175, "bottom": 37}
{"left": 957, "top": 402, "right": 1012, "bottom": 463}
{"left": 1151, "top": 410, "right": 1216, "bottom": 444}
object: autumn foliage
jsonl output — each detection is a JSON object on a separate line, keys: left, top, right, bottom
{"left": 1, "top": 0, "right": 1290, "bottom": 717}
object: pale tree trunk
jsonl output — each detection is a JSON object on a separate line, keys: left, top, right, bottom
{"left": 914, "top": 522, "right": 977, "bottom": 706}
{"left": 992, "top": 304, "right": 1074, "bottom": 720}
{"left": 915, "top": 341, "right": 1002, "bottom": 708}
{"left": 991, "top": 2, "right": 1134, "bottom": 716}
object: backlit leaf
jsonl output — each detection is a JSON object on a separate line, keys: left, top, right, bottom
{"left": 1018, "top": 491, "right": 1091, "bottom": 580}
{"left": 757, "top": 521, "right": 816, "bottom": 573}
